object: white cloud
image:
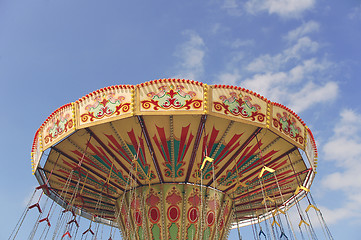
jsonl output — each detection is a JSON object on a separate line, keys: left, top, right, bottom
{"left": 245, "top": 0, "right": 316, "bottom": 18}
{"left": 222, "top": 0, "right": 238, "bottom": 9}
{"left": 215, "top": 21, "right": 337, "bottom": 113}
{"left": 348, "top": 4, "right": 361, "bottom": 20}
{"left": 284, "top": 36, "right": 319, "bottom": 57}
{"left": 246, "top": 54, "right": 283, "bottom": 73}
{"left": 211, "top": 23, "right": 222, "bottom": 35}
{"left": 319, "top": 109, "right": 361, "bottom": 224}
{"left": 217, "top": 70, "right": 242, "bottom": 85}
{"left": 285, "top": 21, "right": 320, "bottom": 42}
{"left": 320, "top": 201, "right": 361, "bottom": 225}
{"left": 241, "top": 56, "right": 336, "bottom": 110}
{"left": 221, "top": 0, "right": 243, "bottom": 16}
{"left": 323, "top": 109, "right": 361, "bottom": 167}
{"left": 288, "top": 81, "right": 338, "bottom": 113}
{"left": 322, "top": 170, "right": 361, "bottom": 191}
{"left": 230, "top": 39, "right": 254, "bottom": 49}
{"left": 173, "top": 30, "right": 206, "bottom": 80}
{"left": 241, "top": 71, "right": 288, "bottom": 102}
{"left": 246, "top": 37, "right": 320, "bottom": 73}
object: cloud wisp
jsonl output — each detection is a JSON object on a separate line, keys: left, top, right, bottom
{"left": 173, "top": 30, "right": 206, "bottom": 81}
{"left": 320, "top": 109, "right": 361, "bottom": 224}
{"left": 245, "top": 0, "right": 316, "bottom": 18}
{"left": 348, "top": 3, "right": 361, "bottom": 20}
{"left": 284, "top": 20, "right": 320, "bottom": 42}
{"left": 219, "top": 0, "right": 315, "bottom": 18}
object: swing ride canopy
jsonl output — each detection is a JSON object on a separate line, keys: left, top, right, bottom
{"left": 31, "top": 79, "right": 318, "bottom": 239}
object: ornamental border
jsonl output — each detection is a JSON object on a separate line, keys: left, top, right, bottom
{"left": 31, "top": 79, "right": 317, "bottom": 174}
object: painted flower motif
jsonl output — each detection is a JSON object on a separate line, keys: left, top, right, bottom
{"left": 44, "top": 112, "right": 73, "bottom": 144}
{"left": 141, "top": 85, "right": 202, "bottom": 110}
{"left": 214, "top": 92, "right": 265, "bottom": 122}
{"left": 273, "top": 112, "right": 304, "bottom": 144}
{"left": 81, "top": 93, "right": 130, "bottom": 122}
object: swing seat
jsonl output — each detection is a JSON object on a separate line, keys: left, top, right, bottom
{"left": 294, "top": 185, "right": 309, "bottom": 195}
{"left": 271, "top": 218, "right": 280, "bottom": 227}
{"left": 68, "top": 217, "right": 79, "bottom": 228}
{"left": 83, "top": 227, "right": 95, "bottom": 235}
{"left": 259, "top": 229, "right": 266, "bottom": 238}
{"left": 39, "top": 216, "right": 51, "bottom": 227}
{"left": 261, "top": 196, "right": 275, "bottom": 205}
{"left": 298, "top": 219, "right": 310, "bottom": 227}
{"left": 29, "top": 202, "right": 42, "bottom": 213}
{"left": 280, "top": 231, "right": 288, "bottom": 239}
{"left": 61, "top": 231, "right": 72, "bottom": 239}
{"left": 305, "top": 204, "right": 320, "bottom": 212}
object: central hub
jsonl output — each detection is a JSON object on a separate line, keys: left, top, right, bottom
{"left": 116, "top": 183, "right": 233, "bottom": 240}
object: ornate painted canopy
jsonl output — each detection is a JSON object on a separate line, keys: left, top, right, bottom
{"left": 31, "top": 79, "right": 317, "bottom": 239}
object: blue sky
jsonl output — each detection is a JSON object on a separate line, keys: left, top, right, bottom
{"left": 1, "top": 0, "right": 361, "bottom": 239}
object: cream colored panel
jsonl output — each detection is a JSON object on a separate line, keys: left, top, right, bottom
{"left": 77, "top": 85, "right": 133, "bottom": 128}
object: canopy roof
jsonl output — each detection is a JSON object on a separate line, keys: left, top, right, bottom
{"left": 31, "top": 79, "right": 317, "bottom": 225}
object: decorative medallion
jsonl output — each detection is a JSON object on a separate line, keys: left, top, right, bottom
{"left": 167, "top": 205, "right": 180, "bottom": 222}
{"left": 206, "top": 211, "right": 215, "bottom": 226}
{"left": 188, "top": 207, "right": 199, "bottom": 223}
{"left": 134, "top": 210, "right": 142, "bottom": 226}
{"left": 149, "top": 207, "right": 160, "bottom": 224}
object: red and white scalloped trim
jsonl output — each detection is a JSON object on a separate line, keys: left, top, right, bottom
{"left": 40, "top": 103, "right": 72, "bottom": 128}
{"left": 31, "top": 128, "right": 41, "bottom": 153}
{"left": 76, "top": 85, "right": 134, "bottom": 103}
{"left": 306, "top": 127, "right": 318, "bottom": 157}
{"left": 213, "top": 84, "right": 271, "bottom": 103}
{"left": 137, "top": 78, "right": 204, "bottom": 88}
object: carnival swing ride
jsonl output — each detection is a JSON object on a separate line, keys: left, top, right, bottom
{"left": 9, "top": 79, "right": 333, "bottom": 240}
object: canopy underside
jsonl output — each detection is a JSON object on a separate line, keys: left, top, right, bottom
{"left": 42, "top": 114, "right": 309, "bottom": 224}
